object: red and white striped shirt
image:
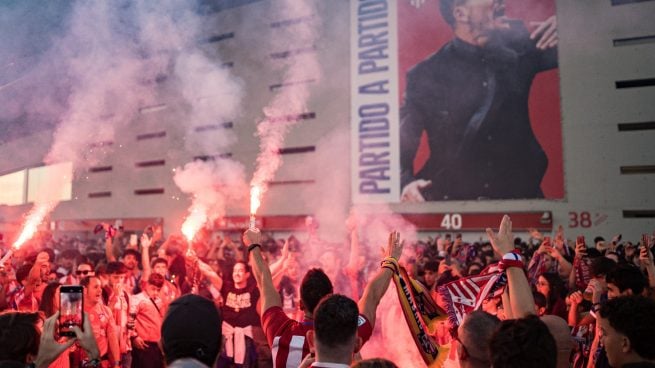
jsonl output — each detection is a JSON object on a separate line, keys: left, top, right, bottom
{"left": 262, "top": 306, "right": 373, "bottom": 368}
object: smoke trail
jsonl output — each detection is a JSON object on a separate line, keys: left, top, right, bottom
{"left": 142, "top": 1, "right": 245, "bottom": 238}
{"left": 293, "top": 128, "right": 351, "bottom": 242}
{"left": 250, "top": 0, "right": 322, "bottom": 210}
{"left": 173, "top": 159, "right": 247, "bottom": 242}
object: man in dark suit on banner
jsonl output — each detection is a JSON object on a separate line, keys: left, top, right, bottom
{"left": 400, "top": 0, "right": 558, "bottom": 201}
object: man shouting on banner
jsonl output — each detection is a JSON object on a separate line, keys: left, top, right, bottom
{"left": 400, "top": 0, "right": 557, "bottom": 201}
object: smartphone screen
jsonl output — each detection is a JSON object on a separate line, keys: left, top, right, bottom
{"left": 59, "top": 286, "right": 84, "bottom": 337}
{"left": 577, "top": 236, "right": 585, "bottom": 246}
{"left": 129, "top": 234, "right": 138, "bottom": 246}
{"left": 145, "top": 226, "right": 154, "bottom": 239}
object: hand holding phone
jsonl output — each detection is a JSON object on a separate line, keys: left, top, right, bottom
{"left": 34, "top": 313, "right": 77, "bottom": 368}
{"left": 59, "top": 286, "right": 84, "bottom": 337}
{"left": 610, "top": 234, "right": 622, "bottom": 248}
{"left": 640, "top": 245, "right": 653, "bottom": 267}
{"left": 540, "top": 237, "right": 552, "bottom": 254}
{"left": 144, "top": 226, "right": 154, "bottom": 239}
{"left": 575, "top": 236, "right": 587, "bottom": 258}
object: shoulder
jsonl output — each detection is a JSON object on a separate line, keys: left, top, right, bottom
{"left": 262, "top": 306, "right": 289, "bottom": 324}
{"left": 262, "top": 306, "right": 296, "bottom": 336}
{"left": 407, "top": 42, "right": 455, "bottom": 79}
{"left": 356, "top": 314, "right": 373, "bottom": 342}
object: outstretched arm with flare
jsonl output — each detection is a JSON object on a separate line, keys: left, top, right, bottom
{"left": 244, "top": 228, "right": 281, "bottom": 314}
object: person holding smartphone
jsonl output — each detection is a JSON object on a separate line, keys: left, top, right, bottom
{"left": 0, "top": 310, "right": 101, "bottom": 368}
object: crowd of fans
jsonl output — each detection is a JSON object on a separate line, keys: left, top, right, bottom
{"left": 0, "top": 216, "right": 654, "bottom": 368}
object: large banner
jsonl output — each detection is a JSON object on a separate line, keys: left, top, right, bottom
{"left": 352, "top": 0, "right": 563, "bottom": 203}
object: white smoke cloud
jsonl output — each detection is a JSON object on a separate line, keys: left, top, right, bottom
{"left": 250, "top": 0, "right": 322, "bottom": 206}
{"left": 174, "top": 159, "right": 248, "bottom": 239}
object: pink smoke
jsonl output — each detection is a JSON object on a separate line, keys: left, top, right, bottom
{"left": 250, "top": 0, "right": 322, "bottom": 209}
{"left": 174, "top": 160, "right": 247, "bottom": 241}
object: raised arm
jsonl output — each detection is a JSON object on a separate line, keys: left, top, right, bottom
{"left": 244, "top": 228, "right": 281, "bottom": 314}
{"left": 344, "top": 217, "right": 361, "bottom": 299}
{"left": 271, "top": 241, "right": 290, "bottom": 289}
{"left": 639, "top": 243, "right": 655, "bottom": 289}
{"left": 197, "top": 258, "right": 223, "bottom": 291}
{"left": 206, "top": 234, "right": 222, "bottom": 261}
{"left": 552, "top": 233, "right": 573, "bottom": 278}
{"left": 269, "top": 239, "right": 289, "bottom": 280}
{"left": 486, "top": 215, "right": 535, "bottom": 318}
{"left": 501, "top": 286, "right": 514, "bottom": 319}
{"left": 29, "top": 251, "right": 49, "bottom": 284}
{"left": 104, "top": 224, "right": 117, "bottom": 262}
{"left": 140, "top": 233, "right": 153, "bottom": 281}
{"left": 358, "top": 231, "right": 403, "bottom": 329}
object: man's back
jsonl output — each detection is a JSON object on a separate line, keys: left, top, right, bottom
{"left": 263, "top": 307, "right": 314, "bottom": 368}
{"left": 263, "top": 306, "right": 373, "bottom": 368}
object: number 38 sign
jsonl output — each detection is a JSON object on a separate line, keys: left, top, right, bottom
{"left": 569, "top": 211, "right": 607, "bottom": 228}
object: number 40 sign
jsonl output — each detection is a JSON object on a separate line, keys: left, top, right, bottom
{"left": 440, "top": 214, "right": 463, "bottom": 230}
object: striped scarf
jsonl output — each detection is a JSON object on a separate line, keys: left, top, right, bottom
{"left": 392, "top": 266, "right": 449, "bottom": 367}
{"left": 437, "top": 264, "right": 507, "bottom": 328}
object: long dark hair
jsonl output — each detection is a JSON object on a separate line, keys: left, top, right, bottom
{"left": 540, "top": 272, "right": 565, "bottom": 313}
{"left": 39, "top": 282, "right": 61, "bottom": 317}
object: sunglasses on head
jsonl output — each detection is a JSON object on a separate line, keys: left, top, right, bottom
{"left": 76, "top": 270, "right": 92, "bottom": 275}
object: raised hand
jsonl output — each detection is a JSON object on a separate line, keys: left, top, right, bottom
{"left": 386, "top": 231, "right": 403, "bottom": 260}
{"left": 140, "top": 233, "right": 152, "bottom": 249}
{"left": 486, "top": 215, "right": 514, "bottom": 255}
{"left": 243, "top": 228, "right": 261, "bottom": 247}
{"left": 528, "top": 227, "right": 543, "bottom": 240}
{"left": 530, "top": 15, "right": 557, "bottom": 49}
{"left": 640, "top": 246, "right": 653, "bottom": 267}
{"left": 569, "top": 290, "right": 583, "bottom": 306}
{"left": 575, "top": 238, "right": 587, "bottom": 259}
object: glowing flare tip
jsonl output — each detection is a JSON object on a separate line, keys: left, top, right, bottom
{"left": 181, "top": 208, "right": 207, "bottom": 243}
{"left": 250, "top": 185, "right": 261, "bottom": 216}
{"left": 12, "top": 204, "right": 52, "bottom": 250}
